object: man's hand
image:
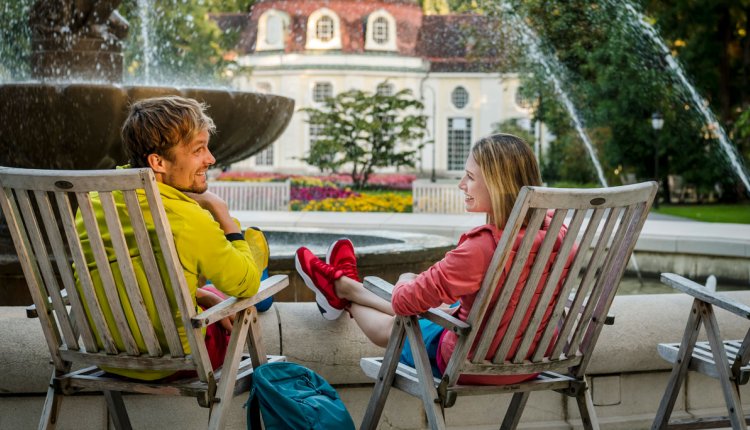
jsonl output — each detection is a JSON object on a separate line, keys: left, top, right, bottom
{"left": 185, "top": 190, "right": 240, "bottom": 235}
{"left": 196, "top": 286, "right": 234, "bottom": 332}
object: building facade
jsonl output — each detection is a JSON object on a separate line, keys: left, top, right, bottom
{"left": 224, "top": 0, "right": 532, "bottom": 176}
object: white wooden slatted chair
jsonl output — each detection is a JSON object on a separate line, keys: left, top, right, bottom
{"left": 0, "top": 167, "right": 288, "bottom": 430}
{"left": 653, "top": 273, "right": 750, "bottom": 430}
{"left": 359, "top": 182, "right": 657, "bottom": 430}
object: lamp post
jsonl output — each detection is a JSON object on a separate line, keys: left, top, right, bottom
{"left": 651, "top": 112, "right": 664, "bottom": 208}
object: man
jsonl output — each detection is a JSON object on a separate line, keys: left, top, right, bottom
{"left": 76, "top": 96, "right": 262, "bottom": 380}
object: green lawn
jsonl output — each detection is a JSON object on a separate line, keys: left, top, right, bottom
{"left": 654, "top": 204, "right": 750, "bottom": 224}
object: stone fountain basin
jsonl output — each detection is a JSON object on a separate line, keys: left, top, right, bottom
{"left": 264, "top": 228, "right": 455, "bottom": 303}
{"left": 0, "top": 82, "right": 294, "bottom": 169}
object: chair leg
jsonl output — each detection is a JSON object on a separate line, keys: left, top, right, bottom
{"left": 703, "top": 302, "right": 747, "bottom": 430}
{"left": 361, "top": 317, "right": 407, "bottom": 430}
{"left": 404, "top": 316, "right": 446, "bottom": 430}
{"left": 209, "top": 307, "right": 254, "bottom": 430}
{"left": 103, "top": 391, "right": 132, "bottom": 430}
{"left": 652, "top": 299, "right": 702, "bottom": 430}
{"left": 38, "top": 376, "right": 63, "bottom": 430}
{"left": 575, "top": 379, "right": 600, "bottom": 430}
{"left": 500, "top": 392, "right": 530, "bottom": 430}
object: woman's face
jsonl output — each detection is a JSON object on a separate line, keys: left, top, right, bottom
{"left": 458, "top": 153, "right": 492, "bottom": 214}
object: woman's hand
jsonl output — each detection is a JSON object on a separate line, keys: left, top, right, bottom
{"left": 196, "top": 286, "right": 234, "bottom": 332}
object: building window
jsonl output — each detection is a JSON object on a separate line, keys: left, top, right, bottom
{"left": 257, "top": 9, "right": 289, "bottom": 51}
{"left": 365, "top": 10, "right": 397, "bottom": 51}
{"left": 313, "top": 82, "right": 333, "bottom": 103}
{"left": 255, "top": 145, "right": 273, "bottom": 166}
{"left": 256, "top": 82, "right": 272, "bottom": 93}
{"left": 376, "top": 82, "right": 393, "bottom": 97}
{"left": 451, "top": 86, "right": 469, "bottom": 109}
{"left": 306, "top": 8, "right": 342, "bottom": 50}
{"left": 316, "top": 16, "right": 334, "bottom": 42}
{"left": 447, "top": 118, "right": 472, "bottom": 171}
{"left": 373, "top": 17, "right": 389, "bottom": 44}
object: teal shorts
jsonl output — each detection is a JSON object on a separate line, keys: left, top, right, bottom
{"left": 399, "top": 318, "right": 444, "bottom": 378}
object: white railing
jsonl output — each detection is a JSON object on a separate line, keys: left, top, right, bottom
{"left": 209, "top": 180, "right": 291, "bottom": 211}
{"left": 412, "top": 179, "right": 465, "bottom": 213}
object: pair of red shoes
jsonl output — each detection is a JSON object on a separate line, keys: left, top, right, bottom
{"left": 295, "top": 239, "right": 359, "bottom": 320}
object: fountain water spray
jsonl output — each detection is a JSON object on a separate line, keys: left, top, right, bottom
{"left": 493, "top": 1, "right": 609, "bottom": 187}
{"left": 620, "top": 2, "right": 750, "bottom": 194}
{"left": 136, "top": 0, "right": 152, "bottom": 84}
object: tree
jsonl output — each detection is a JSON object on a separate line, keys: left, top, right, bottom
{"left": 117, "top": 0, "right": 253, "bottom": 85}
{"left": 301, "top": 88, "right": 428, "bottom": 189}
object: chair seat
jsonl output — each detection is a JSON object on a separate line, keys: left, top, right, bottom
{"left": 62, "top": 355, "right": 286, "bottom": 398}
{"left": 658, "top": 341, "right": 750, "bottom": 385}
{"left": 361, "top": 357, "right": 577, "bottom": 400}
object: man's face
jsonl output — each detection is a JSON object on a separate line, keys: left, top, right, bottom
{"left": 160, "top": 129, "right": 215, "bottom": 193}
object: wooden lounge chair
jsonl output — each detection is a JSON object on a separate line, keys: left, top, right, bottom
{"left": 359, "top": 182, "right": 657, "bottom": 430}
{"left": 0, "top": 167, "right": 288, "bottom": 430}
{"left": 653, "top": 273, "right": 750, "bottom": 430}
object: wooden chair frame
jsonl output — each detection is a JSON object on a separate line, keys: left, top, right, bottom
{"left": 359, "top": 182, "right": 657, "bottom": 430}
{"left": 0, "top": 167, "right": 288, "bottom": 430}
{"left": 653, "top": 273, "right": 750, "bottom": 430}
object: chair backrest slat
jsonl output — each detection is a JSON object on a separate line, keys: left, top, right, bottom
{"left": 563, "top": 206, "right": 625, "bottom": 357}
{"left": 440, "top": 183, "right": 656, "bottom": 386}
{"left": 34, "top": 190, "right": 99, "bottom": 352}
{"left": 546, "top": 207, "right": 606, "bottom": 359}
{"left": 76, "top": 191, "right": 141, "bottom": 356}
{"left": 575, "top": 202, "right": 648, "bottom": 375}
{"left": 491, "top": 207, "right": 562, "bottom": 364}
{"left": 140, "top": 174, "right": 213, "bottom": 379}
{"left": 507, "top": 208, "right": 569, "bottom": 364}
{"left": 53, "top": 191, "right": 114, "bottom": 353}
{"left": 0, "top": 187, "right": 66, "bottom": 368}
{"left": 98, "top": 190, "right": 162, "bottom": 357}
{"left": 530, "top": 208, "right": 588, "bottom": 362}
{"left": 15, "top": 189, "right": 80, "bottom": 350}
{"left": 122, "top": 190, "right": 184, "bottom": 357}
{"left": 471, "top": 207, "right": 547, "bottom": 364}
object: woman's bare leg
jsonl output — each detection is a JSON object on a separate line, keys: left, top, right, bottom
{"left": 335, "top": 276, "right": 395, "bottom": 347}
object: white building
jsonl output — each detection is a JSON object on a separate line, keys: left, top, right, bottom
{"left": 219, "top": 0, "right": 533, "bottom": 176}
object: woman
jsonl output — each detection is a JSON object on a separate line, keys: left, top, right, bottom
{"left": 295, "top": 133, "right": 570, "bottom": 384}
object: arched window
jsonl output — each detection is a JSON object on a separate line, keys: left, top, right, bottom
{"left": 313, "top": 82, "right": 333, "bottom": 103}
{"left": 306, "top": 8, "right": 342, "bottom": 50}
{"left": 373, "top": 17, "right": 389, "bottom": 44}
{"left": 451, "top": 86, "right": 469, "bottom": 109}
{"left": 256, "top": 9, "right": 290, "bottom": 51}
{"left": 376, "top": 82, "right": 394, "bottom": 97}
{"left": 316, "top": 16, "right": 334, "bottom": 42}
{"left": 365, "top": 9, "right": 397, "bottom": 51}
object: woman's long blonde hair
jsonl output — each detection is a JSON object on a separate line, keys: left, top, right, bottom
{"left": 471, "top": 133, "right": 542, "bottom": 229}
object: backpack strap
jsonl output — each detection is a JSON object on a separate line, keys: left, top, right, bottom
{"left": 247, "top": 388, "right": 263, "bottom": 429}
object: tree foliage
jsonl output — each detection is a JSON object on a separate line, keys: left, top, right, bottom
{"left": 479, "top": 0, "right": 748, "bottom": 199}
{"left": 301, "top": 88, "right": 428, "bottom": 189}
{"left": 118, "top": 0, "right": 254, "bottom": 86}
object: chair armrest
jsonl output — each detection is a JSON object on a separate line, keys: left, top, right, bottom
{"left": 26, "top": 289, "right": 70, "bottom": 319}
{"left": 363, "top": 276, "right": 471, "bottom": 335}
{"left": 191, "top": 274, "right": 289, "bottom": 328}
{"left": 661, "top": 273, "right": 750, "bottom": 319}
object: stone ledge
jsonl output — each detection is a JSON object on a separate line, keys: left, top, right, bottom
{"left": 3, "top": 291, "right": 750, "bottom": 428}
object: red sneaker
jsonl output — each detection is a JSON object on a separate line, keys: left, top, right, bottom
{"left": 295, "top": 247, "right": 349, "bottom": 320}
{"left": 326, "top": 238, "right": 360, "bottom": 282}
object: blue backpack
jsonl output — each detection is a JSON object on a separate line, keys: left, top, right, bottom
{"left": 246, "top": 362, "right": 355, "bottom": 430}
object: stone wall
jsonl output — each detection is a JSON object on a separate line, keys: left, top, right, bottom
{"left": 2, "top": 291, "right": 750, "bottom": 429}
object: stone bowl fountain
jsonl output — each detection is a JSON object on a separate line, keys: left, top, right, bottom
{"left": 0, "top": 0, "right": 294, "bottom": 170}
{"left": 0, "top": 83, "right": 294, "bottom": 170}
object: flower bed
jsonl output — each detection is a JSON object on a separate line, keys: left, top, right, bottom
{"left": 217, "top": 172, "right": 416, "bottom": 212}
